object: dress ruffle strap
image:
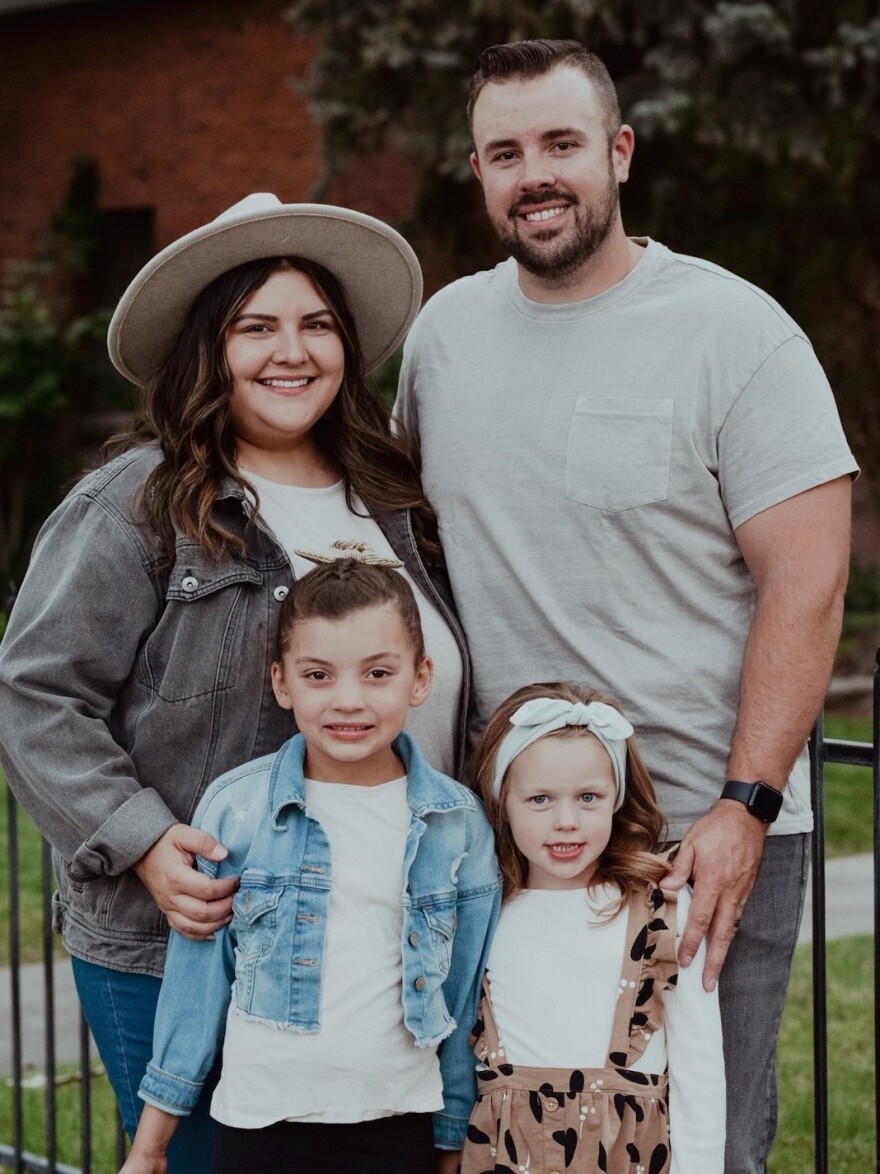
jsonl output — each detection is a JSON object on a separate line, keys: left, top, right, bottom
{"left": 616, "top": 884, "right": 679, "bottom": 1069}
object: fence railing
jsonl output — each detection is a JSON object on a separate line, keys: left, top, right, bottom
{"left": 1, "top": 800, "right": 125, "bottom": 1174}
{"left": 3, "top": 681, "right": 879, "bottom": 1173}
{"left": 808, "top": 659, "right": 880, "bottom": 1174}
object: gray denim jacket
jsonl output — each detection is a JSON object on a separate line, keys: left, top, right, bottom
{"left": 0, "top": 443, "right": 471, "bottom": 976}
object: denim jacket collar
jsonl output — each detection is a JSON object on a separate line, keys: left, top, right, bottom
{"left": 268, "top": 732, "right": 474, "bottom": 829}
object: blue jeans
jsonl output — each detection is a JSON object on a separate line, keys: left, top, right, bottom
{"left": 71, "top": 957, "right": 218, "bottom": 1173}
{"left": 718, "top": 833, "right": 810, "bottom": 1173}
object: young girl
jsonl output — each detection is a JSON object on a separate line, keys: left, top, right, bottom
{"left": 461, "top": 682, "right": 725, "bottom": 1174}
{"left": 120, "top": 554, "right": 499, "bottom": 1174}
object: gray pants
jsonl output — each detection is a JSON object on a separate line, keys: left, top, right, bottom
{"left": 718, "top": 833, "right": 810, "bottom": 1173}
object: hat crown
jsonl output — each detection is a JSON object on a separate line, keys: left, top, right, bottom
{"left": 213, "top": 193, "right": 283, "bottom": 224}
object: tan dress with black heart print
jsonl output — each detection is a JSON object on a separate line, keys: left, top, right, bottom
{"left": 460, "top": 884, "right": 678, "bottom": 1174}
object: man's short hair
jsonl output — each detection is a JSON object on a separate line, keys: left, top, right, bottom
{"left": 467, "top": 39, "right": 622, "bottom": 142}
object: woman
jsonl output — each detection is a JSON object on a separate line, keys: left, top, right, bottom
{"left": 0, "top": 194, "right": 468, "bottom": 1172}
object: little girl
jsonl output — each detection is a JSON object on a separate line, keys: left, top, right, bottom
{"left": 461, "top": 681, "right": 725, "bottom": 1174}
{"left": 120, "top": 555, "right": 499, "bottom": 1174}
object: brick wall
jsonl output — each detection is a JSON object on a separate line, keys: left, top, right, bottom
{"left": 0, "top": 0, "right": 418, "bottom": 267}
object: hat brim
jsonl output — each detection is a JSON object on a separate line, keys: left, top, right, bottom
{"left": 107, "top": 203, "right": 423, "bottom": 384}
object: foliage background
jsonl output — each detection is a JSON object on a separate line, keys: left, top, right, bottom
{"left": 0, "top": 159, "right": 133, "bottom": 595}
{"left": 289, "top": 0, "right": 880, "bottom": 496}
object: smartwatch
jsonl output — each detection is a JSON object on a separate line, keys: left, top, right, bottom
{"left": 720, "top": 779, "right": 783, "bottom": 824}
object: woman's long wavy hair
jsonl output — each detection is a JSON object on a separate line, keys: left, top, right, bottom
{"left": 104, "top": 255, "right": 439, "bottom": 567}
{"left": 470, "top": 681, "right": 668, "bottom": 909}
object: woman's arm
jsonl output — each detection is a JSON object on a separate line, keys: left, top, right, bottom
{"left": 0, "top": 489, "right": 178, "bottom": 869}
{"left": 0, "top": 485, "right": 235, "bottom": 935}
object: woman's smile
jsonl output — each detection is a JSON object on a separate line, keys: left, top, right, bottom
{"left": 225, "top": 267, "right": 346, "bottom": 474}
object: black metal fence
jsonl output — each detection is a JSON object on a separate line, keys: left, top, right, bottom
{"left": 1, "top": 812, "right": 126, "bottom": 1174}
{"left": 2, "top": 689, "right": 878, "bottom": 1173}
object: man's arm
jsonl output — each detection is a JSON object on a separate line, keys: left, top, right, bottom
{"left": 661, "top": 475, "right": 852, "bottom": 990}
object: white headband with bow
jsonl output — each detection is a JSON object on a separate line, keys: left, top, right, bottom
{"left": 491, "top": 697, "right": 634, "bottom": 811}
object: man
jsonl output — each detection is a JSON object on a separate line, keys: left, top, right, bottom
{"left": 396, "top": 39, "right": 857, "bottom": 1173}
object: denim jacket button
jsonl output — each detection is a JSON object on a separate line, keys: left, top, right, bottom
{"left": 414, "top": 976, "right": 426, "bottom": 991}
{"left": 408, "top": 932, "right": 420, "bottom": 947}
{"left": 181, "top": 576, "right": 199, "bottom": 593}
{"left": 273, "top": 586, "right": 289, "bottom": 602}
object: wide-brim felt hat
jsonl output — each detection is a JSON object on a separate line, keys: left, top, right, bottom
{"left": 107, "top": 193, "right": 423, "bottom": 385}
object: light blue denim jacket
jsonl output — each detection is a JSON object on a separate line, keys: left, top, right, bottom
{"left": 140, "top": 732, "right": 500, "bottom": 1150}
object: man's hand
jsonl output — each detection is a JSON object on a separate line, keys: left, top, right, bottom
{"left": 660, "top": 801, "right": 768, "bottom": 991}
{"left": 435, "top": 1150, "right": 462, "bottom": 1174}
{"left": 132, "top": 824, "right": 238, "bottom": 939}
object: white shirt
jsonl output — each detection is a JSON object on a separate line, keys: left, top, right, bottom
{"left": 210, "top": 776, "right": 443, "bottom": 1127}
{"left": 243, "top": 471, "right": 463, "bottom": 777}
{"left": 486, "top": 884, "right": 725, "bottom": 1172}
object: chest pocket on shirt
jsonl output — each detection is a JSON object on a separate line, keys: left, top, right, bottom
{"left": 565, "top": 397, "right": 674, "bottom": 513}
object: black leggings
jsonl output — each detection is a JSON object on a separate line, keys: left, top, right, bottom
{"left": 212, "top": 1112, "right": 436, "bottom": 1173}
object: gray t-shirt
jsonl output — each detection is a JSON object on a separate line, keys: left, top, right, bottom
{"left": 396, "top": 241, "right": 857, "bottom": 838}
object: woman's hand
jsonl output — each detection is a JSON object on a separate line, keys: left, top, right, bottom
{"left": 133, "top": 823, "right": 238, "bottom": 939}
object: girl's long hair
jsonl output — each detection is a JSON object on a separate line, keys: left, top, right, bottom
{"left": 104, "top": 255, "right": 439, "bottom": 567}
{"left": 470, "top": 681, "right": 668, "bottom": 907}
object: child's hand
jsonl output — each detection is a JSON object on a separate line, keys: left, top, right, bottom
{"left": 118, "top": 1151, "right": 167, "bottom": 1174}
{"left": 435, "top": 1150, "right": 462, "bottom": 1174}
{"left": 119, "top": 1105, "right": 178, "bottom": 1174}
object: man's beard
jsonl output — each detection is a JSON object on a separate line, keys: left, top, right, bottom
{"left": 494, "top": 169, "right": 620, "bottom": 281}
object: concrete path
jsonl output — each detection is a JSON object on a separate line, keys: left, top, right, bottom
{"left": 798, "top": 852, "right": 875, "bottom": 945}
{"left": 1, "top": 959, "right": 93, "bottom": 1078}
{"left": 1, "top": 854, "right": 875, "bottom": 1076}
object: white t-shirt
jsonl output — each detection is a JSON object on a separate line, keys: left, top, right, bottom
{"left": 210, "top": 776, "right": 443, "bottom": 1128}
{"left": 486, "top": 885, "right": 724, "bottom": 1173}
{"left": 243, "top": 471, "right": 463, "bottom": 776}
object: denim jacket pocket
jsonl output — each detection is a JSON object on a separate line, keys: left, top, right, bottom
{"left": 423, "top": 904, "right": 457, "bottom": 979}
{"left": 231, "top": 874, "right": 281, "bottom": 1008}
{"left": 140, "top": 546, "right": 263, "bottom": 702}
{"left": 565, "top": 396, "right": 674, "bottom": 512}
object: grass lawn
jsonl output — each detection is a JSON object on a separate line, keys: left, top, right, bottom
{"left": 0, "top": 1066, "right": 122, "bottom": 1173}
{"left": 771, "top": 935, "right": 875, "bottom": 1173}
{"left": 821, "top": 714, "right": 875, "bottom": 858}
{"left": 0, "top": 778, "right": 60, "bottom": 967}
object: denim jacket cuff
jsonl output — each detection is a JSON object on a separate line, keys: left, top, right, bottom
{"left": 138, "top": 1060, "right": 203, "bottom": 1116}
{"left": 68, "top": 788, "right": 178, "bottom": 880}
{"left": 433, "top": 1109, "right": 468, "bottom": 1150}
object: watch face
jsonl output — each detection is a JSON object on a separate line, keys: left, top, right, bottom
{"left": 749, "top": 783, "right": 783, "bottom": 822}
{"left": 722, "top": 780, "right": 782, "bottom": 822}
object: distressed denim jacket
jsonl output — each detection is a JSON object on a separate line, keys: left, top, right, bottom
{"left": 140, "top": 732, "right": 501, "bottom": 1150}
{"left": 0, "top": 444, "right": 471, "bottom": 976}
